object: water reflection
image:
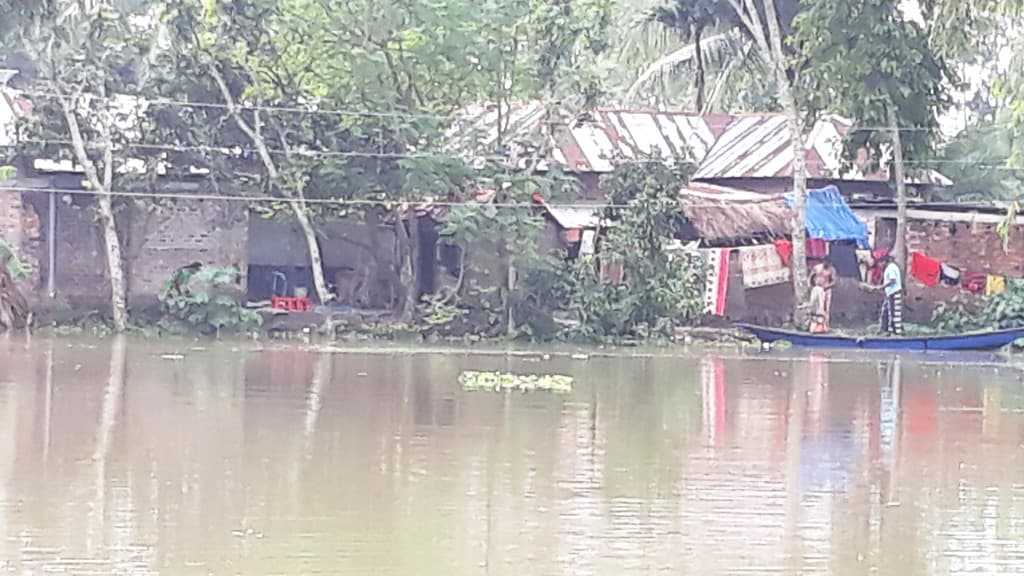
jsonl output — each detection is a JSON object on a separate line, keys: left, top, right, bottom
{"left": 1, "top": 340, "right": 1024, "bottom": 574}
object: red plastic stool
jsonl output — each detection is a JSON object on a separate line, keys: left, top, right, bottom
{"left": 271, "top": 297, "right": 312, "bottom": 311}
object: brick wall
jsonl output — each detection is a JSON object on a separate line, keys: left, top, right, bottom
{"left": 906, "top": 219, "right": 1024, "bottom": 276}
{"left": 902, "top": 217, "right": 1022, "bottom": 323}
{"left": 19, "top": 195, "right": 248, "bottom": 310}
{"left": 0, "top": 192, "right": 43, "bottom": 291}
{"left": 126, "top": 199, "right": 248, "bottom": 304}
{"left": 50, "top": 202, "right": 109, "bottom": 307}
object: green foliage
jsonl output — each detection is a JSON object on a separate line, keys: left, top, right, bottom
{"left": 932, "top": 117, "right": 1024, "bottom": 202}
{"left": 435, "top": 164, "right": 578, "bottom": 337}
{"left": 0, "top": 239, "right": 30, "bottom": 281}
{"left": 432, "top": 157, "right": 704, "bottom": 343}
{"left": 793, "top": 0, "right": 952, "bottom": 173}
{"left": 158, "top": 266, "right": 260, "bottom": 334}
{"left": 417, "top": 292, "right": 467, "bottom": 327}
{"left": 562, "top": 158, "right": 705, "bottom": 341}
{"left": 933, "top": 279, "right": 1024, "bottom": 332}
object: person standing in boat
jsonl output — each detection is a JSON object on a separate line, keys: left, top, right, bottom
{"left": 808, "top": 257, "right": 837, "bottom": 333}
{"left": 879, "top": 254, "right": 904, "bottom": 336}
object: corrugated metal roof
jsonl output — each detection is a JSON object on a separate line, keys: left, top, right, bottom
{"left": 695, "top": 114, "right": 950, "bottom": 185}
{"left": 446, "top": 101, "right": 729, "bottom": 173}
{"left": 449, "top": 104, "right": 951, "bottom": 185}
{"left": 545, "top": 205, "right": 603, "bottom": 229}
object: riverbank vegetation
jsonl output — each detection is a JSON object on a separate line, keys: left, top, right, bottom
{"left": 1, "top": 0, "right": 1023, "bottom": 342}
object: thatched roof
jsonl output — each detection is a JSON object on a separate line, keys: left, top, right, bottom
{"left": 677, "top": 183, "right": 791, "bottom": 246}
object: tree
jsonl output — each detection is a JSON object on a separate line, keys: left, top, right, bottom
{"left": 2, "top": 0, "right": 163, "bottom": 331}
{"left": 795, "top": 0, "right": 951, "bottom": 276}
{"left": 160, "top": 0, "right": 610, "bottom": 323}
{"left": 931, "top": 116, "right": 1024, "bottom": 202}
{"left": 162, "top": 0, "right": 340, "bottom": 306}
{"left": 725, "top": 0, "right": 810, "bottom": 314}
{"left": 648, "top": 0, "right": 739, "bottom": 111}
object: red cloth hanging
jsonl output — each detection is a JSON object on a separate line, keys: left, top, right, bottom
{"left": 774, "top": 239, "right": 826, "bottom": 265}
{"left": 870, "top": 248, "right": 890, "bottom": 284}
{"left": 806, "top": 238, "right": 828, "bottom": 259}
{"left": 774, "top": 240, "right": 793, "bottom": 267}
{"left": 910, "top": 252, "right": 941, "bottom": 287}
{"left": 962, "top": 272, "right": 986, "bottom": 293}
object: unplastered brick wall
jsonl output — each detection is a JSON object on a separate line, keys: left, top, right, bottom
{"left": 906, "top": 218, "right": 1024, "bottom": 277}
{"left": 31, "top": 197, "right": 248, "bottom": 309}
{"left": 127, "top": 199, "right": 248, "bottom": 301}
{"left": 903, "top": 217, "right": 1024, "bottom": 323}
{"left": 49, "top": 202, "right": 111, "bottom": 307}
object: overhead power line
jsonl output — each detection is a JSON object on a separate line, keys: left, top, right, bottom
{"left": 17, "top": 137, "right": 1024, "bottom": 171}
{"left": 0, "top": 183, "right": 930, "bottom": 211}
{"left": 12, "top": 88, "right": 1012, "bottom": 134}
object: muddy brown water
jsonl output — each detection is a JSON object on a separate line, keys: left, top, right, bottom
{"left": 2, "top": 337, "right": 1024, "bottom": 575}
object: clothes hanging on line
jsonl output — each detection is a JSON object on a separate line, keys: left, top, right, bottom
{"left": 702, "top": 248, "right": 730, "bottom": 316}
{"left": 939, "top": 264, "right": 961, "bottom": 286}
{"left": 830, "top": 241, "right": 861, "bottom": 279}
{"left": 856, "top": 250, "right": 874, "bottom": 282}
{"left": 774, "top": 240, "right": 793, "bottom": 267}
{"left": 806, "top": 238, "right": 829, "bottom": 259}
{"left": 910, "top": 252, "right": 942, "bottom": 287}
{"left": 772, "top": 238, "right": 829, "bottom": 266}
{"left": 740, "top": 244, "right": 791, "bottom": 288}
{"left": 869, "top": 248, "right": 890, "bottom": 285}
{"left": 986, "top": 274, "right": 1006, "bottom": 295}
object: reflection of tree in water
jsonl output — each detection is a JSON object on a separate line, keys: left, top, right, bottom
{"left": 87, "top": 336, "right": 126, "bottom": 555}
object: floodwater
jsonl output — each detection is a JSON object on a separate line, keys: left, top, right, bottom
{"left": 2, "top": 339, "right": 1024, "bottom": 575}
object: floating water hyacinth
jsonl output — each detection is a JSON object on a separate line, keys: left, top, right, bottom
{"left": 459, "top": 371, "right": 574, "bottom": 393}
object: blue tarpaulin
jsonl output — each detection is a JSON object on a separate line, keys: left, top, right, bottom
{"left": 784, "top": 186, "right": 869, "bottom": 248}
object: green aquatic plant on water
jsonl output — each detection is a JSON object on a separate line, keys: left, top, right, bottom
{"left": 458, "top": 370, "right": 574, "bottom": 393}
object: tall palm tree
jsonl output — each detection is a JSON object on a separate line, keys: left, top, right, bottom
{"left": 648, "top": 0, "right": 739, "bottom": 111}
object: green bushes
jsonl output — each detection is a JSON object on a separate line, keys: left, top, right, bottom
{"left": 158, "top": 266, "right": 260, "bottom": 334}
{"left": 933, "top": 278, "right": 1024, "bottom": 332}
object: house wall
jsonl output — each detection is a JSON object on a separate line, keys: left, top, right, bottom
{"left": 902, "top": 217, "right": 1024, "bottom": 323}
{"left": 849, "top": 210, "right": 1024, "bottom": 323}
{"left": 17, "top": 194, "right": 249, "bottom": 310}
{"left": 0, "top": 190, "right": 42, "bottom": 289}
{"left": 720, "top": 268, "right": 883, "bottom": 326}
{"left": 126, "top": 199, "right": 248, "bottom": 305}
{"left": 906, "top": 218, "right": 1024, "bottom": 275}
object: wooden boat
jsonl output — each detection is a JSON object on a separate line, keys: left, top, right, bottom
{"left": 736, "top": 323, "right": 1024, "bottom": 351}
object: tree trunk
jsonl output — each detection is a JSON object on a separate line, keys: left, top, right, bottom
{"left": 289, "top": 199, "right": 331, "bottom": 304}
{"left": 887, "top": 104, "right": 908, "bottom": 277}
{"left": 208, "top": 65, "right": 331, "bottom": 304}
{"left": 360, "top": 208, "right": 384, "bottom": 307}
{"left": 394, "top": 214, "right": 417, "bottom": 322}
{"left": 694, "top": 27, "right": 706, "bottom": 113}
{"left": 761, "top": 0, "right": 810, "bottom": 317}
{"left": 96, "top": 195, "right": 128, "bottom": 330}
{"left": 408, "top": 216, "right": 422, "bottom": 315}
{"left": 59, "top": 98, "right": 128, "bottom": 331}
